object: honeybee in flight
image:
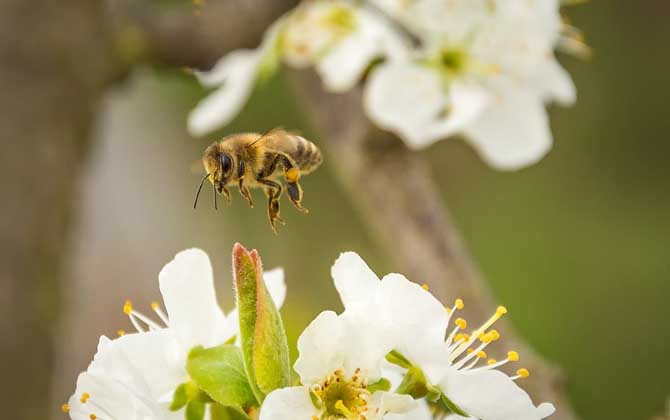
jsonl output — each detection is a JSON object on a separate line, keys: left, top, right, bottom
{"left": 193, "top": 128, "right": 323, "bottom": 233}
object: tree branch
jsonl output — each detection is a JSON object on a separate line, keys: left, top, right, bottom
{"left": 286, "top": 69, "right": 578, "bottom": 420}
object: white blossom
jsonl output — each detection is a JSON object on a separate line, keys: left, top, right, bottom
{"left": 330, "top": 252, "right": 555, "bottom": 420}
{"left": 260, "top": 310, "right": 417, "bottom": 420}
{"left": 188, "top": 0, "right": 408, "bottom": 137}
{"left": 65, "top": 249, "right": 285, "bottom": 420}
{"left": 364, "top": 0, "right": 576, "bottom": 170}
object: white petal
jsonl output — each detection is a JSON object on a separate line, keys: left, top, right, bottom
{"left": 368, "top": 391, "right": 416, "bottom": 419}
{"left": 534, "top": 58, "right": 576, "bottom": 106}
{"left": 317, "top": 9, "right": 409, "bottom": 92}
{"left": 113, "top": 330, "right": 187, "bottom": 402}
{"left": 158, "top": 248, "right": 226, "bottom": 350}
{"left": 441, "top": 369, "right": 555, "bottom": 420}
{"left": 385, "top": 398, "right": 434, "bottom": 420}
{"left": 464, "top": 90, "right": 552, "bottom": 170}
{"left": 364, "top": 62, "right": 446, "bottom": 147}
{"left": 263, "top": 267, "right": 286, "bottom": 309}
{"left": 187, "top": 50, "right": 261, "bottom": 136}
{"left": 331, "top": 252, "right": 381, "bottom": 314}
{"left": 259, "top": 386, "right": 319, "bottom": 420}
{"left": 294, "top": 311, "right": 346, "bottom": 384}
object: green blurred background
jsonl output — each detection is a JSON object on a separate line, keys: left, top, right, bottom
{"left": 46, "top": 2, "right": 669, "bottom": 420}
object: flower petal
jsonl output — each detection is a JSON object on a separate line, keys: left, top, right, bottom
{"left": 158, "top": 248, "right": 226, "bottom": 350}
{"left": 367, "top": 391, "right": 416, "bottom": 419}
{"left": 463, "top": 90, "right": 552, "bottom": 170}
{"left": 441, "top": 369, "right": 555, "bottom": 420}
{"left": 294, "top": 311, "right": 346, "bottom": 384}
{"left": 331, "top": 252, "right": 381, "bottom": 314}
{"left": 259, "top": 386, "right": 319, "bottom": 420}
{"left": 364, "top": 61, "right": 446, "bottom": 146}
{"left": 316, "top": 9, "right": 408, "bottom": 92}
{"left": 187, "top": 50, "right": 261, "bottom": 137}
{"left": 534, "top": 58, "right": 576, "bottom": 106}
{"left": 385, "top": 398, "right": 434, "bottom": 420}
{"left": 263, "top": 267, "right": 286, "bottom": 309}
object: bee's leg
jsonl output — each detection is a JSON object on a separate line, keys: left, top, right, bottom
{"left": 259, "top": 179, "right": 284, "bottom": 233}
{"left": 280, "top": 155, "right": 308, "bottom": 213}
{"left": 222, "top": 186, "right": 232, "bottom": 204}
{"left": 238, "top": 179, "right": 254, "bottom": 208}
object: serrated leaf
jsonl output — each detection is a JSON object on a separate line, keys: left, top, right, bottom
{"left": 186, "top": 344, "right": 258, "bottom": 408}
{"left": 185, "top": 401, "right": 205, "bottom": 420}
{"left": 210, "top": 404, "right": 252, "bottom": 420}
{"left": 233, "top": 244, "right": 290, "bottom": 401}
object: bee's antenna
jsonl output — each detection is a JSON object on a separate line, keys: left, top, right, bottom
{"left": 212, "top": 180, "right": 218, "bottom": 210}
{"left": 193, "top": 173, "right": 210, "bottom": 209}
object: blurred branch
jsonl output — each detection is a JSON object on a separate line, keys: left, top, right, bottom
{"left": 111, "top": 0, "right": 299, "bottom": 69}
{"left": 286, "top": 70, "right": 579, "bottom": 420}
{"left": 0, "top": 1, "right": 119, "bottom": 418}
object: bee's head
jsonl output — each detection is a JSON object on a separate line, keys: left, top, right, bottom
{"left": 203, "top": 146, "right": 234, "bottom": 191}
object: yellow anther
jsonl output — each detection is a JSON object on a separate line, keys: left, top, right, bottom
{"left": 150, "top": 301, "right": 159, "bottom": 310}
{"left": 476, "top": 351, "right": 487, "bottom": 359}
{"left": 117, "top": 329, "right": 125, "bottom": 337}
{"left": 80, "top": 393, "right": 90, "bottom": 403}
{"left": 61, "top": 403, "right": 70, "bottom": 413}
{"left": 487, "top": 358, "right": 497, "bottom": 365}
{"left": 455, "top": 318, "right": 467, "bottom": 329}
{"left": 90, "top": 415, "right": 97, "bottom": 420}
{"left": 480, "top": 333, "right": 492, "bottom": 344}
{"left": 488, "top": 330, "right": 500, "bottom": 341}
{"left": 454, "top": 333, "right": 465, "bottom": 342}
{"left": 313, "top": 417, "right": 319, "bottom": 420}
{"left": 445, "top": 306, "right": 452, "bottom": 314}
{"left": 455, "top": 298, "right": 464, "bottom": 310}
{"left": 508, "top": 351, "right": 519, "bottom": 362}
{"left": 421, "top": 283, "right": 430, "bottom": 291}
{"left": 496, "top": 306, "right": 508, "bottom": 316}
{"left": 123, "top": 300, "right": 132, "bottom": 315}
{"left": 517, "top": 368, "right": 530, "bottom": 378}
{"left": 467, "top": 348, "right": 474, "bottom": 354}
{"left": 334, "top": 400, "right": 357, "bottom": 420}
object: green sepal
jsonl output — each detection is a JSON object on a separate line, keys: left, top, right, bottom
{"left": 210, "top": 404, "right": 252, "bottom": 420}
{"left": 185, "top": 401, "right": 206, "bottom": 420}
{"left": 439, "top": 392, "right": 469, "bottom": 417}
{"left": 395, "top": 366, "right": 430, "bottom": 399}
{"left": 309, "top": 386, "right": 323, "bottom": 409}
{"left": 186, "top": 344, "right": 258, "bottom": 408}
{"left": 385, "top": 350, "right": 412, "bottom": 369}
{"left": 367, "top": 377, "right": 392, "bottom": 393}
{"left": 233, "top": 243, "right": 291, "bottom": 402}
{"left": 170, "top": 383, "right": 189, "bottom": 411}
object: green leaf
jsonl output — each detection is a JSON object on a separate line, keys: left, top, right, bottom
{"left": 186, "top": 344, "right": 258, "bottom": 408}
{"left": 185, "top": 401, "right": 205, "bottom": 420}
{"left": 233, "top": 243, "right": 290, "bottom": 402}
{"left": 210, "top": 404, "right": 252, "bottom": 420}
{"left": 170, "top": 383, "right": 189, "bottom": 411}
{"left": 395, "top": 366, "right": 430, "bottom": 399}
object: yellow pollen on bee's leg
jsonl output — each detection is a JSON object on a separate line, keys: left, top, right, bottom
{"left": 61, "top": 403, "right": 70, "bottom": 413}
{"left": 286, "top": 168, "right": 300, "bottom": 183}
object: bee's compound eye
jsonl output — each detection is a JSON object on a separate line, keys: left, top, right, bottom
{"left": 221, "top": 154, "right": 232, "bottom": 174}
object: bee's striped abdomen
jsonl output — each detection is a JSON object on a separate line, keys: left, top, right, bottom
{"left": 292, "top": 136, "right": 322, "bottom": 174}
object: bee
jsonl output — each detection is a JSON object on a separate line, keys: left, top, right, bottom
{"left": 193, "top": 128, "right": 323, "bottom": 233}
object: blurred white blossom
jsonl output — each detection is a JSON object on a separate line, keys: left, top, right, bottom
{"left": 65, "top": 249, "right": 285, "bottom": 420}
{"left": 188, "top": 0, "right": 408, "bottom": 137}
{"left": 364, "top": 0, "right": 576, "bottom": 169}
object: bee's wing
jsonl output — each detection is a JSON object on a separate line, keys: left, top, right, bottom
{"left": 248, "top": 126, "right": 302, "bottom": 148}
